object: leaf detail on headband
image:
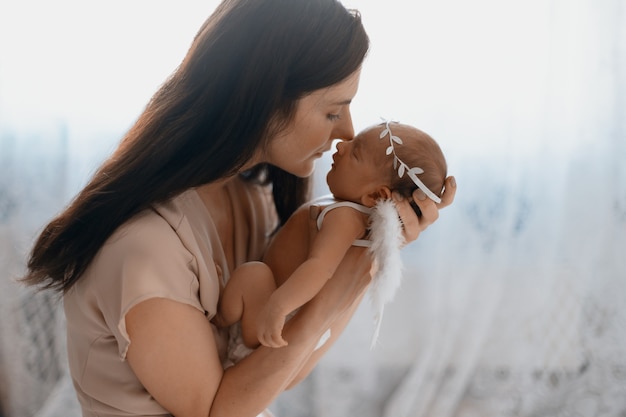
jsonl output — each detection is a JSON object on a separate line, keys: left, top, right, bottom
{"left": 398, "top": 164, "right": 405, "bottom": 178}
{"left": 379, "top": 120, "right": 442, "bottom": 204}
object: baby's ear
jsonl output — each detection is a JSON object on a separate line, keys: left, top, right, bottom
{"left": 361, "top": 186, "right": 392, "bottom": 207}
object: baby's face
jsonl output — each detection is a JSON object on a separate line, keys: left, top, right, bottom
{"left": 326, "top": 127, "right": 390, "bottom": 204}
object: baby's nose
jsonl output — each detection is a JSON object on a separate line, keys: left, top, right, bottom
{"left": 335, "top": 140, "right": 348, "bottom": 154}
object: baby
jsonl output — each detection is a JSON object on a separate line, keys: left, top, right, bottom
{"left": 214, "top": 121, "right": 447, "bottom": 362}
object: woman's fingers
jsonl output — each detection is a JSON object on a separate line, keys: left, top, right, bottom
{"left": 412, "top": 189, "right": 439, "bottom": 229}
{"left": 437, "top": 176, "right": 457, "bottom": 209}
{"left": 410, "top": 175, "right": 457, "bottom": 225}
{"left": 392, "top": 191, "right": 422, "bottom": 243}
{"left": 393, "top": 175, "right": 457, "bottom": 244}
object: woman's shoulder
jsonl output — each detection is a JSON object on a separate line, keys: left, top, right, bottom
{"left": 109, "top": 205, "right": 184, "bottom": 249}
{"left": 99, "top": 194, "right": 198, "bottom": 271}
{"left": 79, "top": 201, "right": 203, "bottom": 312}
{"left": 94, "top": 209, "right": 193, "bottom": 276}
{"left": 110, "top": 189, "right": 207, "bottom": 249}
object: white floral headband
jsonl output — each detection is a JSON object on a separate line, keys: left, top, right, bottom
{"left": 379, "top": 120, "right": 442, "bottom": 204}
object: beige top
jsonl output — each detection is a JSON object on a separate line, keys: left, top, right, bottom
{"left": 63, "top": 177, "right": 278, "bottom": 417}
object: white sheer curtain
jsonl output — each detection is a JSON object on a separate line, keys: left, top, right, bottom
{"left": 1, "top": 1, "right": 624, "bottom": 416}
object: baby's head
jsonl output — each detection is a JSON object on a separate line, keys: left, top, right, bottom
{"left": 327, "top": 121, "right": 447, "bottom": 207}
{"left": 374, "top": 122, "right": 447, "bottom": 202}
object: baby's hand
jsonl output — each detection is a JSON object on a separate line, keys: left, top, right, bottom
{"left": 256, "top": 304, "right": 289, "bottom": 348}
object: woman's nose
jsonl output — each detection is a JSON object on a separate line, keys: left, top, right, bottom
{"left": 332, "top": 108, "right": 355, "bottom": 141}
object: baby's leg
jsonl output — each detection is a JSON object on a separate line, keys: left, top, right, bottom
{"left": 218, "top": 261, "right": 276, "bottom": 348}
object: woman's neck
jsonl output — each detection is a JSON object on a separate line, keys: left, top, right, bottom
{"left": 196, "top": 176, "right": 235, "bottom": 197}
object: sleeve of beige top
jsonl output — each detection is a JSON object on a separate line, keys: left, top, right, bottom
{"left": 95, "top": 211, "right": 207, "bottom": 360}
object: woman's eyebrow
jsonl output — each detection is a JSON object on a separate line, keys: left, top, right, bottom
{"left": 332, "top": 99, "right": 352, "bottom": 106}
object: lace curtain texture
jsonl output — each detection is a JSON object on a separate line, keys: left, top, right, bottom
{"left": 1, "top": 0, "right": 625, "bottom": 416}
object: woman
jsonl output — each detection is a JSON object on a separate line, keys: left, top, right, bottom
{"left": 23, "top": 0, "right": 456, "bottom": 416}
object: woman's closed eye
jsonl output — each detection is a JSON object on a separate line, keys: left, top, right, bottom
{"left": 327, "top": 113, "right": 341, "bottom": 121}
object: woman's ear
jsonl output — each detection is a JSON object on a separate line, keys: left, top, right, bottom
{"left": 361, "top": 186, "right": 392, "bottom": 207}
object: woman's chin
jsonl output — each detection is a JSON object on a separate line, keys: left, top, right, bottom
{"left": 280, "top": 155, "right": 323, "bottom": 178}
{"left": 293, "top": 161, "right": 317, "bottom": 178}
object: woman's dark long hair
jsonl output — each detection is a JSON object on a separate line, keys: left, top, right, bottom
{"left": 23, "top": 0, "right": 369, "bottom": 293}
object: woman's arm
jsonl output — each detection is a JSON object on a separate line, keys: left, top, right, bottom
{"left": 125, "top": 242, "right": 373, "bottom": 417}
{"left": 284, "top": 246, "right": 371, "bottom": 388}
{"left": 124, "top": 179, "right": 455, "bottom": 417}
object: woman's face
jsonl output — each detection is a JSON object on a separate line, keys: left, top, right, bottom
{"left": 263, "top": 69, "right": 361, "bottom": 177}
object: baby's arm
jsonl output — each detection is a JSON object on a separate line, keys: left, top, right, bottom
{"left": 257, "top": 206, "right": 365, "bottom": 347}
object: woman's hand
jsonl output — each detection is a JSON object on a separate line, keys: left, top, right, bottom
{"left": 394, "top": 176, "right": 456, "bottom": 244}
